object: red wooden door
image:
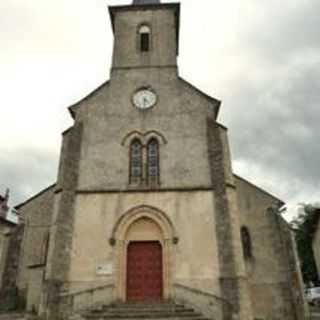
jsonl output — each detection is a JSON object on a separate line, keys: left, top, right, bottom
{"left": 127, "top": 241, "right": 163, "bottom": 302}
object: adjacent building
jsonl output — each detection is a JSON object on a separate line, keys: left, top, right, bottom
{"left": 0, "top": 190, "right": 9, "bottom": 219}
{"left": 0, "top": 191, "right": 16, "bottom": 292}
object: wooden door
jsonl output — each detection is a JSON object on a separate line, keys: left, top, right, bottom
{"left": 127, "top": 241, "right": 163, "bottom": 301}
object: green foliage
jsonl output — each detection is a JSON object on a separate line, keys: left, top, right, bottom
{"left": 291, "top": 205, "right": 319, "bottom": 286}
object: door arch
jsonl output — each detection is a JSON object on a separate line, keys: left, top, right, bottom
{"left": 112, "top": 206, "right": 176, "bottom": 301}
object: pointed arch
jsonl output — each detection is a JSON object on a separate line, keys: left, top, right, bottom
{"left": 111, "top": 205, "right": 177, "bottom": 242}
{"left": 121, "top": 130, "right": 167, "bottom": 147}
{"left": 112, "top": 205, "right": 177, "bottom": 301}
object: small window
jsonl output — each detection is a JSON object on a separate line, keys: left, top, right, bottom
{"left": 130, "top": 139, "right": 143, "bottom": 184}
{"left": 147, "top": 139, "right": 159, "bottom": 184}
{"left": 241, "top": 226, "right": 253, "bottom": 259}
{"left": 139, "top": 25, "right": 151, "bottom": 52}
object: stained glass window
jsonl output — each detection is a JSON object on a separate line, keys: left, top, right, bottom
{"left": 130, "top": 139, "right": 143, "bottom": 184}
{"left": 147, "top": 139, "right": 159, "bottom": 184}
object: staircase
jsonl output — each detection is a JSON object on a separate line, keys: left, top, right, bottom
{"left": 80, "top": 303, "right": 210, "bottom": 320}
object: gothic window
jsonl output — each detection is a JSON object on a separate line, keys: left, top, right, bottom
{"left": 241, "top": 226, "right": 253, "bottom": 259}
{"left": 139, "top": 25, "right": 151, "bottom": 52}
{"left": 147, "top": 138, "right": 159, "bottom": 184}
{"left": 130, "top": 139, "right": 143, "bottom": 184}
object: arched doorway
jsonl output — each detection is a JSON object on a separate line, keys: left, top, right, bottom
{"left": 125, "top": 217, "right": 163, "bottom": 302}
{"left": 111, "top": 206, "right": 177, "bottom": 302}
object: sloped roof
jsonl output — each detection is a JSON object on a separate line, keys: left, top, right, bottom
{"left": 14, "top": 184, "right": 56, "bottom": 210}
{"left": 234, "top": 174, "right": 285, "bottom": 206}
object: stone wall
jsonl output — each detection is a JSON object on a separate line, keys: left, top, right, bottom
{"left": 41, "top": 123, "right": 83, "bottom": 320}
{"left": 0, "top": 223, "right": 24, "bottom": 311}
{"left": 72, "top": 71, "right": 219, "bottom": 193}
{"left": 207, "top": 122, "right": 253, "bottom": 320}
{"left": 235, "top": 175, "right": 308, "bottom": 320}
{"left": 14, "top": 184, "right": 55, "bottom": 313}
{"left": 111, "top": 5, "right": 178, "bottom": 69}
{"left": 0, "top": 221, "right": 16, "bottom": 290}
{"left": 67, "top": 191, "right": 221, "bottom": 297}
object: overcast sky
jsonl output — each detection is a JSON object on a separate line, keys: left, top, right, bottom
{"left": 1, "top": 0, "right": 319, "bottom": 221}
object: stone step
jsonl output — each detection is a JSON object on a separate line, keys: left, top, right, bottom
{"left": 84, "top": 311, "right": 203, "bottom": 319}
{"left": 91, "top": 308, "right": 194, "bottom": 314}
{"left": 80, "top": 302, "right": 209, "bottom": 320}
{"left": 84, "top": 317, "right": 208, "bottom": 320}
{"left": 107, "top": 304, "right": 184, "bottom": 309}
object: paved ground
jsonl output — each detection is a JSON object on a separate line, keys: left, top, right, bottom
{"left": 0, "top": 313, "right": 25, "bottom": 320}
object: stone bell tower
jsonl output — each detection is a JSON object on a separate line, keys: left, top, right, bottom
{"left": 110, "top": 0, "right": 179, "bottom": 70}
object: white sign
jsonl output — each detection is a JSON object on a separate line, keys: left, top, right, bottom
{"left": 96, "top": 263, "right": 113, "bottom": 275}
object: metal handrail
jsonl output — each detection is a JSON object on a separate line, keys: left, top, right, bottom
{"left": 59, "top": 283, "right": 115, "bottom": 315}
{"left": 60, "top": 283, "right": 114, "bottom": 298}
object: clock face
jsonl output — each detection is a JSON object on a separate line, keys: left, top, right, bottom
{"left": 133, "top": 89, "right": 157, "bottom": 110}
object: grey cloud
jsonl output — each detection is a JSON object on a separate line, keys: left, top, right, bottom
{"left": 225, "top": 59, "right": 320, "bottom": 205}
{"left": 0, "top": 148, "right": 58, "bottom": 207}
{"left": 212, "top": 0, "right": 320, "bottom": 212}
{"left": 241, "top": 0, "right": 320, "bottom": 63}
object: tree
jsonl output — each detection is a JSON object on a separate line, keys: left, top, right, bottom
{"left": 291, "top": 204, "right": 319, "bottom": 286}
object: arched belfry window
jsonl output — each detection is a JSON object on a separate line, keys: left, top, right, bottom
{"left": 139, "top": 25, "right": 151, "bottom": 52}
{"left": 130, "top": 139, "right": 143, "bottom": 184}
{"left": 241, "top": 226, "right": 253, "bottom": 259}
{"left": 147, "top": 138, "right": 159, "bottom": 184}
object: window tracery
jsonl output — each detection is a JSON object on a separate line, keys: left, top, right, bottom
{"left": 128, "top": 137, "right": 160, "bottom": 186}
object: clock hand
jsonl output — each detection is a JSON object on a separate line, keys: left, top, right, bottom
{"left": 143, "top": 97, "right": 148, "bottom": 108}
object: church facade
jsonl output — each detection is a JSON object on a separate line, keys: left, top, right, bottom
{"left": 1, "top": 1, "right": 308, "bottom": 319}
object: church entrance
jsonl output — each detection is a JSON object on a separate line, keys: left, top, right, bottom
{"left": 127, "top": 241, "right": 163, "bottom": 302}
{"left": 113, "top": 208, "right": 175, "bottom": 301}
